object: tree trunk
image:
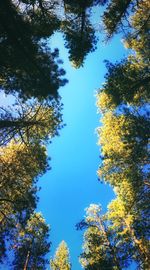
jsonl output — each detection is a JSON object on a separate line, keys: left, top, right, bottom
{"left": 125, "top": 219, "right": 150, "bottom": 267}
{"left": 24, "top": 250, "right": 30, "bottom": 270}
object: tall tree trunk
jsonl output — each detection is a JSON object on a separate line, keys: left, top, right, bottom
{"left": 24, "top": 250, "right": 30, "bottom": 270}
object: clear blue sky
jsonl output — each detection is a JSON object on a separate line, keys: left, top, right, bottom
{"left": 36, "top": 31, "right": 129, "bottom": 269}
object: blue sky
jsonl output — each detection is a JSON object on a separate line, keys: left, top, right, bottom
{"left": 37, "top": 32, "right": 129, "bottom": 269}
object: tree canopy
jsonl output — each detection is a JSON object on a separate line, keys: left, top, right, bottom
{"left": 0, "top": 0, "right": 149, "bottom": 269}
{"left": 95, "top": 0, "right": 150, "bottom": 268}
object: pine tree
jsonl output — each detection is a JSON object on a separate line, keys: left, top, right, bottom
{"left": 0, "top": 99, "right": 62, "bottom": 146}
{"left": 0, "top": 141, "right": 49, "bottom": 259}
{"left": 0, "top": 0, "right": 67, "bottom": 100}
{"left": 50, "top": 241, "right": 71, "bottom": 270}
{"left": 12, "top": 212, "right": 50, "bottom": 270}
{"left": 78, "top": 204, "right": 131, "bottom": 270}
{"left": 96, "top": 1, "right": 150, "bottom": 269}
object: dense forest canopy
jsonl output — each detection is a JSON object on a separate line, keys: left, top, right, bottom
{"left": 0, "top": 0, "right": 149, "bottom": 269}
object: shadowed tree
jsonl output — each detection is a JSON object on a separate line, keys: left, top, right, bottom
{"left": 0, "top": 99, "right": 63, "bottom": 146}
{"left": 62, "top": 0, "right": 105, "bottom": 68}
{"left": 12, "top": 212, "right": 50, "bottom": 270}
{"left": 0, "top": 0, "right": 67, "bottom": 100}
{"left": 97, "top": 58, "right": 150, "bottom": 110}
{"left": 102, "top": 0, "right": 150, "bottom": 41}
{"left": 102, "top": 0, "right": 133, "bottom": 39}
{"left": 124, "top": 0, "right": 150, "bottom": 62}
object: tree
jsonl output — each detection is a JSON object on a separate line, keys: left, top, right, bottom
{"left": 12, "top": 212, "right": 50, "bottom": 270}
{"left": 97, "top": 58, "right": 150, "bottom": 110}
{"left": 0, "top": 99, "right": 63, "bottom": 146}
{"left": 78, "top": 204, "right": 131, "bottom": 270}
{"left": 0, "top": 0, "right": 108, "bottom": 102}
{"left": 96, "top": 2, "right": 150, "bottom": 267}
{"left": 97, "top": 111, "right": 149, "bottom": 185}
{"left": 50, "top": 241, "right": 71, "bottom": 270}
{"left": 102, "top": 0, "right": 133, "bottom": 39}
{"left": 0, "top": 141, "right": 49, "bottom": 262}
{"left": 62, "top": 17, "right": 97, "bottom": 68}
{"left": 0, "top": 0, "right": 67, "bottom": 100}
{"left": 62, "top": 0, "right": 107, "bottom": 67}
{"left": 122, "top": 0, "right": 150, "bottom": 62}
{"left": 0, "top": 141, "right": 49, "bottom": 228}
{"left": 62, "top": 0, "right": 99, "bottom": 68}
{"left": 107, "top": 190, "right": 150, "bottom": 269}
{"left": 102, "top": 0, "right": 150, "bottom": 42}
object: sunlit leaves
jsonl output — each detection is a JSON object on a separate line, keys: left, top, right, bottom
{"left": 96, "top": 1, "right": 150, "bottom": 268}
{"left": 79, "top": 204, "right": 130, "bottom": 270}
{"left": 0, "top": 141, "right": 48, "bottom": 226}
{"left": 50, "top": 241, "right": 71, "bottom": 270}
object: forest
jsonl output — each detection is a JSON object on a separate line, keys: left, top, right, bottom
{"left": 0, "top": 0, "right": 149, "bottom": 269}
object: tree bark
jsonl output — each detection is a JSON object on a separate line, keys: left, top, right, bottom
{"left": 24, "top": 250, "right": 30, "bottom": 270}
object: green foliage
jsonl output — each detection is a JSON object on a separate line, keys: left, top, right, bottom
{"left": 102, "top": 0, "right": 150, "bottom": 41}
{"left": 12, "top": 212, "right": 50, "bottom": 270}
{"left": 0, "top": 141, "right": 49, "bottom": 261}
{"left": 0, "top": 0, "right": 107, "bottom": 99}
{"left": 0, "top": 1, "right": 67, "bottom": 100}
{"left": 96, "top": 1, "right": 150, "bottom": 269}
{"left": 62, "top": 17, "right": 97, "bottom": 68}
{"left": 97, "top": 58, "right": 150, "bottom": 110}
{"left": 50, "top": 241, "right": 71, "bottom": 270}
{"left": 62, "top": 0, "right": 100, "bottom": 68}
{"left": 0, "top": 141, "right": 48, "bottom": 225}
{"left": 79, "top": 204, "right": 131, "bottom": 270}
{"left": 107, "top": 187, "right": 150, "bottom": 268}
{"left": 0, "top": 99, "right": 63, "bottom": 146}
{"left": 97, "top": 112, "right": 149, "bottom": 185}
{"left": 124, "top": 0, "right": 150, "bottom": 62}
{"left": 103, "top": 0, "right": 133, "bottom": 39}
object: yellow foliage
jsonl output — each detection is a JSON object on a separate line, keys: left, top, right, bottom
{"left": 96, "top": 91, "right": 114, "bottom": 113}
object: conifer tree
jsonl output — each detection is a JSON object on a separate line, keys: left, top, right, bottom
{"left": 0, "top": 141, "right": 49, "bottom": 261}
{"left": 0, "top": 141, "right": 48, "bottom": 226}
{"left": 12, "top": 212, "right": 50, "bottom": 270}
{"left": 0, "top": 0, "right": 67, "bottom": 100}
{"left": 78, "top": 204, "right": 131, "bottom": 270}
{"left": 0, "top": 99, "right": 62, "bottom": 146}
{"left": 50, "top": 241, "right": 71, "bottom": 270}
{"left": 102, "top": 0, "right": 150, "bottom": 41}
{"left": 96, "top": 1, "right": 150, "bottom": 269}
